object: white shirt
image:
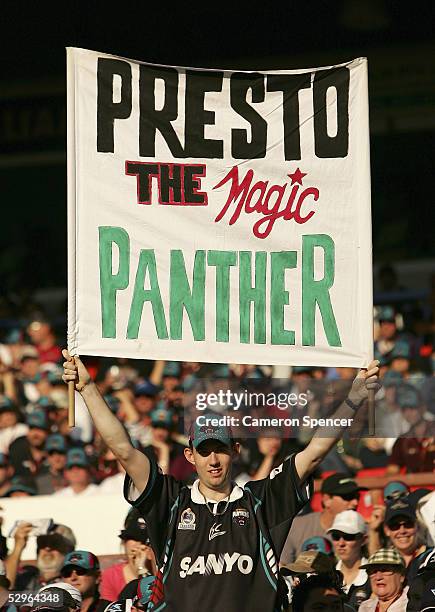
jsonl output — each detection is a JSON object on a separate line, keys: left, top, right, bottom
{"left": 0, "top": 423, "right": 28, "bottom": 453}
{"left": 54, "top": 483, "right": 99, "bottom": 497}
{"left": 98, "top": 472, "right": 125, "bottom": 495}
{"left": 336, "top": 557, "right": 369, "bottom": 594}
{"left": 358, "top": 586, "right": 409, "bottom": 611}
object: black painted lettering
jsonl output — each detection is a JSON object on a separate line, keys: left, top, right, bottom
{"left": 313, "top": 68, "right": 349, "bottom": 158}
{"left": 231, "top": 72, "right": 267, "bottom": 159}
{"left": 97, "top": 59, "right": 132, "bottom": 153}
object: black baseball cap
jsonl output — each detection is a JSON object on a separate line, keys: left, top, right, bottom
{"left": 321, "top": 473, "right": 367, "bottom": 497}
{"left": 385, "top": 498, "right": 415, "bottom": 524}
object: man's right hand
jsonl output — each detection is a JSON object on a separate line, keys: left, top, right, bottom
{"left": 62, "top": 349, "right": 91, "bottom": 392}
{"left": 14, "top": 522, "right": 33, "bottom": 551}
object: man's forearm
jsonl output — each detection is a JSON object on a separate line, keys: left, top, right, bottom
{"left": 80, "top": 382, "right": 133, "bottom": 460}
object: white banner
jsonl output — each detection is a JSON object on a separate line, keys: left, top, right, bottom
{"left": 67, "top": 48, "right": 373, "bottom": 366}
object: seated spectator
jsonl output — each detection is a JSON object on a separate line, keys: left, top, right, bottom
{"left": 125, "top": 381, "right": 159, "bottom": 447}
{"left": 34, "top": 582, "right": 82, "bottom": 612}
{"left": 0, "top": 454, "right": 13, "bottom": 497}
{"left": 35, "top": 434, "right": 68, "bottom": 494}
{"left": 100, "top": 513, "right": 157, "bottom": 602}
{"left": 61, "top": 551, "right": 101, "bottom": 612}
{"left": 387, "top": 384, "right": 435, "bottom": 474}
{"left": 14, "top": 527, "right": 75, "bottom": 591}
{"left": 327, "top": 510, "right": 371, "bottom": 609}
{"left": 54, "top": 449, "right": 98, "bottom": 497}
{"left": 280, "top": 549, "right": 337, "bottom": 603}
{"left": 290, "top": 571, "right": 348, "bottom": 612}
{"left": 383, "top": 481, "right": 409, "bottom": 504}
{"left": 383, "top": 498, "right": 428, "bottom": 578}
{"left": 281, "top": 473, "right": 362, "bottom": 564}
{"left": 359, "top": 549, "right": 408, "bottom": 611}
{"left": 300, "top": 536, "right": 334, "bottom": 557}
{"left": 0, "top": 396, "right": 27, "bottom": 454}
{"left": 8, "top": 410, "right": 49, "bottom": 477}
{"left": 3, "top": 475, "right": 37, "bottom": 497}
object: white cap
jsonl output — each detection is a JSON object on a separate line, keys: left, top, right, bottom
{"left": 327, "top": 510, "right": 367, "bottom": 535}
{"left": 38, "top": 582, "right": 82, "bottom": 606}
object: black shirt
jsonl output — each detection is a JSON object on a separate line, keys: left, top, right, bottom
{"left": 124, "top": 454, "right": 312, "bottom": 612}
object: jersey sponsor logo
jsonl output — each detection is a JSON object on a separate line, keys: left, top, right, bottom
{"left": 232, "top": 507, "right": 249, "bottom": 526}
{"left": 178, "top": 507, "right": 196, "bottom": 530}
{"left": 179, "top": 552, "right": 254, "bottom": 578}
{"left": 209, "top": 522, "right": 226, "bottom": 541}
{"left": 269, "top": 463, "right": 283, "bottom": 480}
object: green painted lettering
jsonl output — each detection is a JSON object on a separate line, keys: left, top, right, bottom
{"left": 170, "top": 250, "right": 205, "bottom": 340}
{"left": 270, "top": 251, "right": 296, "bottom": 345}
{"left": 207, "top": 250, "right": 237, "bottom": 342}
{"left": 239, "top": 251, "right": 266, "bottom": 344}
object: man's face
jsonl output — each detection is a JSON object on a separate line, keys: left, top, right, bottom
{"left": 303, "top": 587, "right": 344, "bottom": 611}
{"left": 135, "top": 395, "right": 155, "bottom": 416}
{"left": 400, "top": 405, "right": 423, "bottom": 426}
{"left": 48, "top": 451, "right": 66, "bottom": 472}
{"left": 0, "top": 410, "right": 17, "bottom": 428}
{"left": 152, "top": 426, "right": 170, "bottom": 443}
{"left": 368, "top": 566, "right": 404, "bottom": 601}
{"left": 27, "top": 321, "right": 51, "bottom": 344}
{"left": 332, "top": 532, "right": 364, "bottom": 564}
{"left": 21, "top": 357, "right": 40, "bottom": 378}
{"left": 184, "top": 440, "right": 237, "bottom": 492}
{"left": 323, "top": 492, "right": 359, "bottom": 515}
{"left": 379, "top": 321, "right": 396, "bottom": 340}
{"left": 37, "top": 547, "right": 65, "bottom": 575}
{"left": 27, "top": 427, "right": 48, "bottom": 448}
{"left": 384, "top": 516, "right": 417, "bottom": 554}
{"left": 64, "top": 465, "right": 90, "bottom": 487}
{"left": 391, "top": 357, "right": 410, "bottom": 374}
{"left": 62, "top": 567, "right": 100, "bottom": 597}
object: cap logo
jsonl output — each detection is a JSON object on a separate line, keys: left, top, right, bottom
{"left": 339, "top": 478, "right": 353, "bottom": 485}
{"left": 391, "top": 500, "right": 408, "bottom": 510}
{"left": 200, "top": 426, "right": 216, "bottom": 435}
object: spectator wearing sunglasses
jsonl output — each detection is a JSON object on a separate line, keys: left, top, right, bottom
{"left": 327, "top": 510, "right": 371, "bottom": 609}
{"left": 281, "top": 473, "right": 364, "bottom": 564}
{"left": 61, "top": 551, "right": 101, "bottom": 612}
{"left": 358, "top": 549, "right": 408, "bottom": 611}
{"left": 383, "top": 498, "right": 429, "bottom": 579}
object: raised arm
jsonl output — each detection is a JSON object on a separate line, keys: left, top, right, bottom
{"left": 62, "top": 349, "right": 150, "bottom": 493}
{"left": 295, "top": 360, "right": 380, "bottom": 482}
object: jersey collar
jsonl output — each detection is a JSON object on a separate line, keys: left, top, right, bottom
{"left": 191, "top": 479, "right": 244, "bottom": 504}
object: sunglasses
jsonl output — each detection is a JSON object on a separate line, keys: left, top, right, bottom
{"left": 387, "top": 519, "right": 415, "bottom": 531}
{"left": 330, "top": 531, "right": 361, "bottom": 542}
{"left": 367, "top": 566, "right": 395, "bottom": 577}
{"left": 61, "top": 566, "right": 89, "bottom": 578}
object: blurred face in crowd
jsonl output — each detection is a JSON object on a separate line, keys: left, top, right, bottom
{"left": 379, "top": 320, "right": 396, "bottom": 340}
{"left": 27, "top": 321, "right": 52, "bottom": 344}
{"left": 257, "top": 435, "right": 282, "bottom": 457}
{"left": 0, "top": 409, "right": 18, "bottom": 428}
{"left": 134, "top": 395, "right": 155, "bottom": 416}
{"left": 123, "top": 539, "right": 156, "bottom": 573}
{"left": 391, "top": 357, "right": 410, "bottom": 374}
{"left": 185, "top": 440, "right": 239, "bottom": 492}
{"left": 27, "top": 427, "right": 48, "bottom": 448}
{"left": 48, "top": 451, "right": 67, "bottom": 472}
{"left": 21, "top": 356, "right": 40, "bottom": 378}
{"left": 302, "top": 587, "right": 344, "bottom": 611}
{"left": 400, "top": 405, "right": 424, "bottom": 427}
{"left": 384, "top": 516, "right": 417, "bottom": 555}
{"left": 152, "top": 426, "right": 170, "bottom": 443}
{"left": 331, "top": 531, "right": 365, "bottom": 565}
{"left": 64, "top": 466, "right": 90, "bottom": 487}
{"left": 62, "top": 566, "right": 100, "bottom": 597}
{"left": 367, "top": 566, "right": 404, "bottom": 601}
{"left": 37, "top": 546, "right": 65, "bottom": 576}
{"left": 322, "top": 493, "right": 359, "bottom": 515}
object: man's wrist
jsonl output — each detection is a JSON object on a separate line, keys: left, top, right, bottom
{"left": 79, "top": 380, "right": 96, "bottom": 396}
{"left": 345, "top": 396, "right": 365, "bottom": 411}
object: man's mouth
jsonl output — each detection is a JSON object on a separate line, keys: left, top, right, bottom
{"left": 208, "top": 468, "right": 222, "bottom": 477}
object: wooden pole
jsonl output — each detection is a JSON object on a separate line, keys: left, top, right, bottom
{"left": 368, "top": 388, "right": 375, "bottom": 436}
{"left": 68, "top": 380, "right": 75, "bottom": 427}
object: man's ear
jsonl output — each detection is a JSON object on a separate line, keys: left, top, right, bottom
{"left": 184, "top": 447, "right": 195, "bottom": 466}
{"left": 232, "top": 442, "right": 241, "bottom": 457}
{"left": 322, "top": 494, "right": 332, "bottom": 509}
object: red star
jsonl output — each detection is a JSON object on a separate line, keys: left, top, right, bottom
{"left": 287, "top": 168, "right": 307, "bottom": 186}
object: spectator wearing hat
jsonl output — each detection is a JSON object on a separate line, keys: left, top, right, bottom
{"left": 280, "top": 549, "right": 337, "bottom": 596}
{"left": 383, "top": 482, "right": 409, "bottom": 505}
{"left": 17, "top": 349, "right": 41, "bottom": 404}
{"left": 281, "top": 473, "right": 363, "bottom": 564}
{"left": 14, "top": 527, "right": 75, "bottom": 592}
{"left": 125, "top": 380, "right": 160, "bottom": 448}
{"left": 327, "top": 510, "right": 371, "bottom": 609}
{"left": 301, "top": 536, "right": 334, "bottom": 557}
{"left": 61, "top": 551, "right": 101, "bottom": 612}
{"left": 359, "top": 549, "right": 408, "bottom": 611}
{"left": 143, "top": 404, "right": 188, "bottom": 475}
{"left": 0, "top": 396, "right": 27, "bottom": 455}
{"left": 2, "top": 475, "right": 37, "bottom": 497}
{"left": 34, "top": 582, "right": 82, "bottom": 612}
{"left": 54, "top": 449, "right": 98, "bottom": 497}
{"left": 8, "top": 410, "right": 49, "bottom": 477}
{"left": 383, "top": 498, "right": 428, "bottom": 579}
{"left": 35, "top": 434, "right": 68, "bottom": 495}
{"left": 0, "top": 454, "right": 13, "bottom": 497}
{"left": 290, "top": 571, "right": 349, "bottom": 612}
{"left": 100, "top": 514, "right": 156, "bottom": 602}
{"left": 387, "top": 384, "right": 435, "bottom": 474}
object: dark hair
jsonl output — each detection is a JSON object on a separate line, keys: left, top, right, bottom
{"left": 291, "top": 573, "right": 345, "bottom": 612}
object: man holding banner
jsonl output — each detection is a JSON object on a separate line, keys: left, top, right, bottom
{"left": 62, "top": 351, "right": 379, "bottom": 611}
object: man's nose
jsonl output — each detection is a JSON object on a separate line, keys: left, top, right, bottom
{"left": 209, "top": 452, "right": 219, "bottom": 464}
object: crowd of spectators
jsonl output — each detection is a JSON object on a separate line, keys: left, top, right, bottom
{"left": 0, "top": 293, "right": 433, "bottom": 610}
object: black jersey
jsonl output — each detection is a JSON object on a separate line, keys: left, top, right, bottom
{"left": 124, "top": 454, "right": 312, "bottom": 612}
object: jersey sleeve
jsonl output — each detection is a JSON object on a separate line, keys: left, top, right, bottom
{"left": 123, "top": 455, "right": 183, "bottom": 564}
{"left": 244, "top": 453, "right": 313, "bottom": 555}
